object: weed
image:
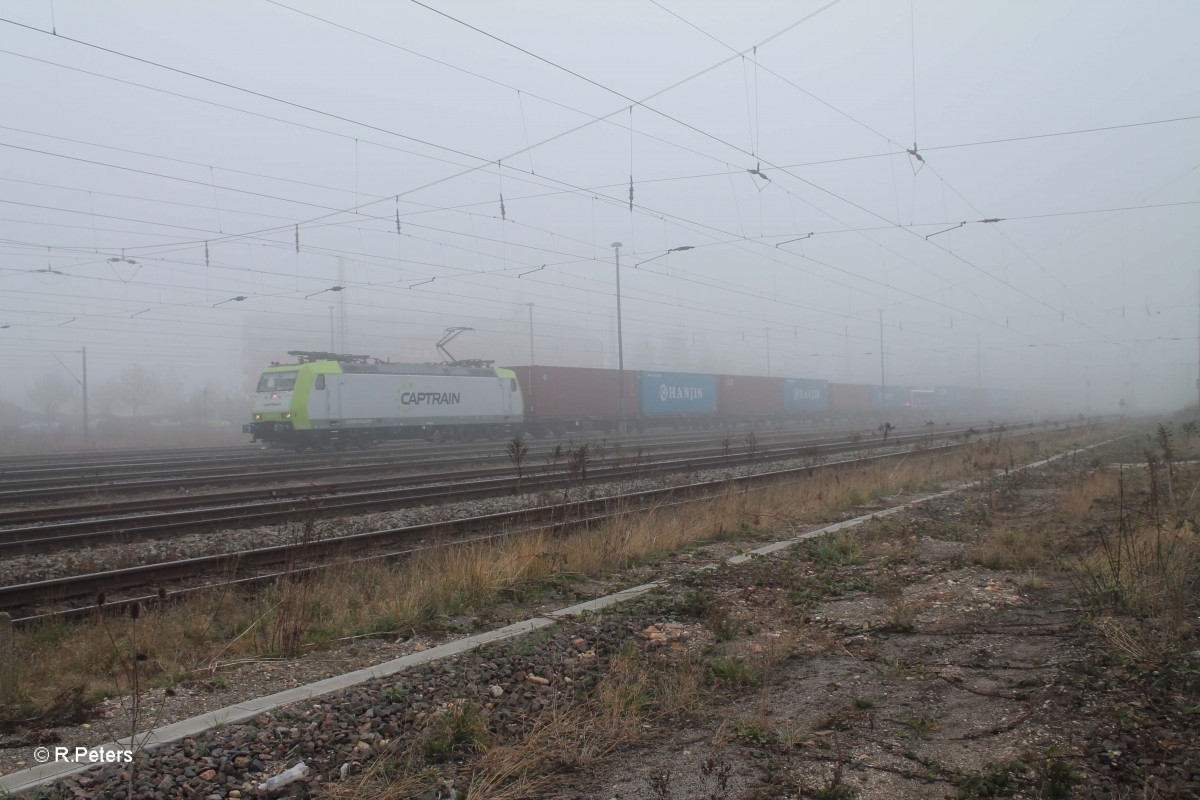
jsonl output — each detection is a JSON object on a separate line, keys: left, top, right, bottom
{"left": 506, "top": 436, "right": 529, "bottom": 493}
{"left": 970, "top": 528, "right": 1047, "bottom": 571}
{"left": 708, "top": 657, "right": 758, "bottom": 686}
{"left": 957, "top": 760, "right": 1027, "bottom": 798}
{"left": 1038, "top": 759, "right": 1081, "bottom": 798}
{"left": 812, "top": 532, "right": 864, "bottom": 566}
{"left": 900, "top": 715, "right": 940, "bottom": 736}
{"left": 567, "top": 442, "right": 590, "bottom": 482}
{"left": 733, "top": 717, "right": 772, "bottom": 745}
{"left": 421, "top": 700, "right": 489, "bottom": 762}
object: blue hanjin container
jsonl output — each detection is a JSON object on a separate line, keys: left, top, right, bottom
{"left": 782, "top": 378, "right": 828, "bottom": 412}
{"left": 640, "top": 372, "right": 718, "bottom": 416}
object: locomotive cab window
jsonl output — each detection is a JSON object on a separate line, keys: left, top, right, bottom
{"left": 315, "top": 374, "right": 326, "bottom": 390}
{"left": 257, "top": 371, "right": 298, "bottom": 392}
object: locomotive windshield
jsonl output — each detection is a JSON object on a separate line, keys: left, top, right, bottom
{"left": 257, "top": 371, "right": 299, "bottom": 392}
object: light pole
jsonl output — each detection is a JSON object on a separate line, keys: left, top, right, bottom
{"left": 526, "top": 303, "right": 535, "bottom": 366}
{"left": 81, "top": 347, "right": 88, "bottom": 447}
{"left": 526, "top": 303, "right": 536, "bottom": 416}
{"left": 328, "top": 306, "right": 336, "bottom": 353}
{"left": 878, "top": 309, "right": 885, "bottom": 396}
{"left": 612, "top": 242, "right": 626, "bottom": 436}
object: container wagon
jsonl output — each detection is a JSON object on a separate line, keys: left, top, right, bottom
{"left": 639, "top": 371, "right": 719, "bottom": 429}
{"left": 717, "top": 374, "right": 783, "bottom": 425}
{"left": 827, "top": 382, "right": 871, "bottom": 422}
{"left": 782, "top": 378, "right": 829, "bottom": 421}
{"left": 505, "top": 365, "right": 638, "bottom": 436}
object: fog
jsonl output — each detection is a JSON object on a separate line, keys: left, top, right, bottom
{"left": 2, "top": 0, "right": 1198, "bottom": 429}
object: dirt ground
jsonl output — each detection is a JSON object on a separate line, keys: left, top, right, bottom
{"left": 523, "top": 435, "right": 1200, "bottom": 799}
{"left": 7, "top": 426, "right": 1198, "bottom": 799}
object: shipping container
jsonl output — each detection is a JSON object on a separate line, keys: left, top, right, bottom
{"left": 506, "top": 365, "right": 638, "bottom": 421}
{"left": 934, "top": 385, "right": 974, "bottom": 409}
{"left": 782, "top": 378, "right": 829, "bottom": 413}
{"left": 640, "top": 372, "right": 718, "bottom": 416}
{"left": 909, "top": 387, "right": 936, "bottom": 409}
{"left": 869, "top": 385, "right": 911, "bottom": 410}
{"left": 986, "top": 387, "right": 1012, "bottom": 412}
{"left": 828, "top": 382, "right": 870, "bottom": 416}
{"left": 717, "top": 374, "right": 784, "bottom": 418}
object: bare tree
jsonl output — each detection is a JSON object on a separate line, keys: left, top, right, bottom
{"left": 26, "top": 373, "right": 74, "bottom": 423}
{"left": 103, "top": 365, "right": 164, "bottom": 417}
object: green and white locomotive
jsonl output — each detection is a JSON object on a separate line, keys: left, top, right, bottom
{"left": 246, "top": 351, "right": 524, "bottom": 450}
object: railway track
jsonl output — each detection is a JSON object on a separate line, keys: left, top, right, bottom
{"left": 0, "top": 420, "right": 1031, "bottom": 503}
{"left": 1, "top": 420, "right": 1092, "bottom": 621}
{"left": 0, "top": 428, "right": 805, "bottom": 504}
{"left": 0, "top": 424, "right": 1027, "bottom": 553}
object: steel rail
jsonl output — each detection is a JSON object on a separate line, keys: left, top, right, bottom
{"left": 0, "top": 420, "right": 1002, "bottom": 510}
{"left": 0, "top": 426, "right": 1013, "bottom": 553}
{"left": 0, "top": 420, "right": 1023, "bottom": 500}
{"left": 0, "top": 422, "right": 1096, "bottom": 615}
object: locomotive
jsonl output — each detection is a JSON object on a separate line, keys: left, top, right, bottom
{"left": 246, "top": 351, "right": 1033, "bottom": 450}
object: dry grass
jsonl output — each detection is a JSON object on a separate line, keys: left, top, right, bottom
{"left": 1070, "top": 523, "right": 1200, "bottom": 617}
{"left": 9, "top": 427, "right": 1107, "bottom": 717}
{"left": 331, "top": 645, "right": 701, "bottom": 800}
{"left": 969, "top": 528, "right": 1054, "bottom": 571}
{"left": 1057, "top": 470, "right": 1120, "bottom": 520}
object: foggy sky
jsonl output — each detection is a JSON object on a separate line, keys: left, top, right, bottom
{"left": 1, "top": 0, "right": 1198, "bottom": 417}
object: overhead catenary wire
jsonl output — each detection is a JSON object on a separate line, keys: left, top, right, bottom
{"left": 0, "top": 4, "right": 1185, "bottom": 383}
{"left": 0, "top": 8, "right": 1169, "bottom": 344}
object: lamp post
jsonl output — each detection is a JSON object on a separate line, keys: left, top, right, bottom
{"left": 526, "top": 303, "right": 535, "bottom": 366}
{"left": 328, "top": 306, "right": 336, "bottom": 352}
{"left": 878, "top": 309, "right": 886, "bottom": 399}
{"left": 612, "top": 242, "right": 626, "bottom": 436}
{"left": 81, "top": 347, "right": 88, "bottom": 447}
{"left": 526, "top": 302, "right": 536, "bottom": 416}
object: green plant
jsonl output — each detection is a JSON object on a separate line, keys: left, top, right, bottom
{"left": 813, "top": 532, "right": 864, "bottom": 566}
{"left": 901, "top": 715, "right": 940, "bottom": 736}
{"left": 708, "top": 656, "right": 758, "bottom": 686}
{"left": 734, "top": 717, "right": 772, "bottom": 745}
{"left": 957, "top": 760, "right": 1027, "bottom": 799}
{"left": 1038, "top": 758, "right": 1081, "bottom": 798}
{"left": 422, "top": 701, "right": 489, "bottom": 762}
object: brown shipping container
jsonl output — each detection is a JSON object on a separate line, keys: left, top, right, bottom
{"left": 717, "top": 374, "right": 783, "bottom": 417}
{"left": 827, "top": 382, "right": 871, "bottom": 415}
{"left": 507, "top": 365, "right": 639, "bottom": 420}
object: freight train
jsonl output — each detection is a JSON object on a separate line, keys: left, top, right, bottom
{"left": 245, "top": 351, "right": 1039, "bottom": 450}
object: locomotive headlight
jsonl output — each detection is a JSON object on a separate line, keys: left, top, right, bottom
{"left": 271, "top": 392, "right": 279, "bottom": 400}
{"left": 254, "top": 414, "right": 262, "bottom": 421}
{"left": 283, "top": 412, "right": 292, "bottom": 419}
